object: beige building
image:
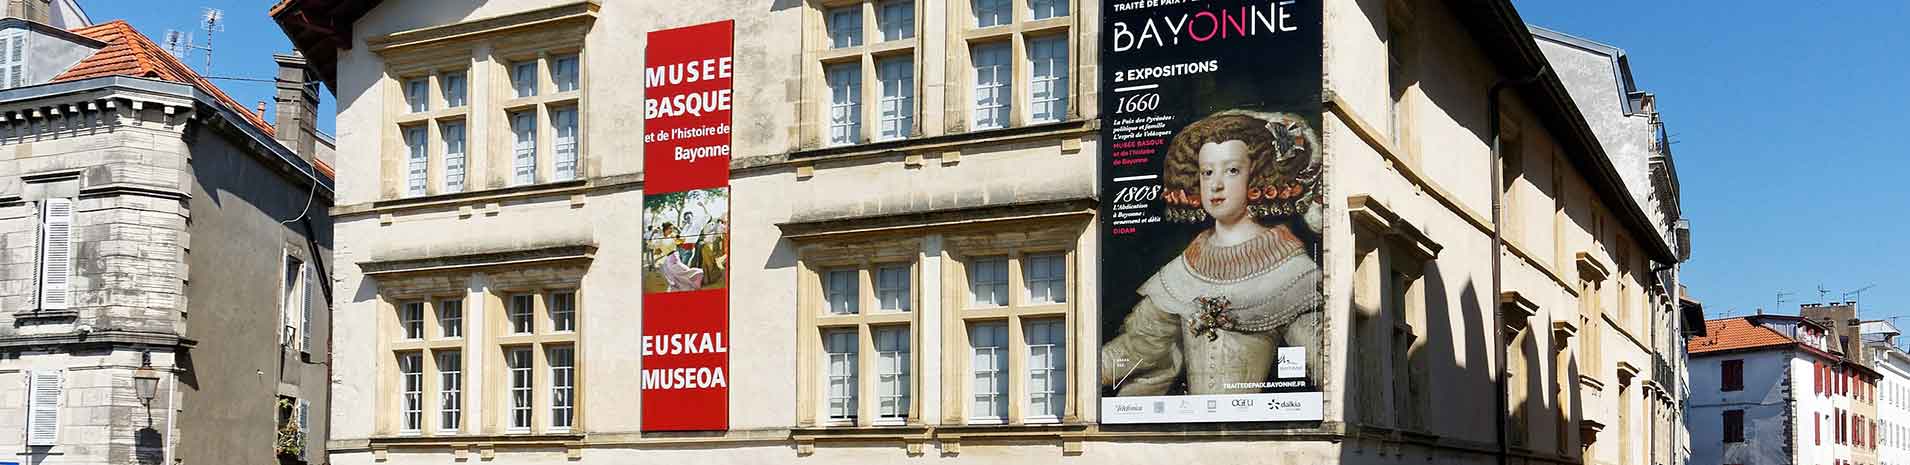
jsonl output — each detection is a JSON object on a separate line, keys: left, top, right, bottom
{"left": 275, "top": 0, "right": 1692, "bottom": 464}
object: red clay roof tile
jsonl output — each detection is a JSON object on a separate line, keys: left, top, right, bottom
{"left": 1688, "top": 317, "right": 1798, "bottom": 355}
{"left": 54, "top": 20, "right": 276, "bottom": 137}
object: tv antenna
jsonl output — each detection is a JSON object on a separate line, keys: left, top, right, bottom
{"left": 198, "top": 8, "right": 224, "bottom": 73}
{"left": 1776, "top": 290, "right": 1793, "bottom": 310}
{"left": 1844, "top": 283, "right": 1878, "bottom": 303}
{"left": 1817, "top": 284, "right": 1831, "bottom": 303}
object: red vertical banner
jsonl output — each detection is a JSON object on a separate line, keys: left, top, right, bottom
{"left": 641, "top": 19, "right": 734, "bottom": 432}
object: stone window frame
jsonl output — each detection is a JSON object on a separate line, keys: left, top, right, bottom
{"left": 1348, "top": 195, "right": 1439, "bottom": 434}
{"left": 796, "top": 237, "right": 924, "bottom": 427}
{"left": 949, "top": 0, "right": 1078, "bottom": 134}
{"left": 802, "top": 0, "right": 926, "bottom": 148}
{"left": 941, "top": 229, "right": 1078, "bottom": 426}
{"left": 485, "top": 286, "right": 583, "bottom": 434}
{"left": 375, "top": 15, "right": 591, "bottom": 201}
{"left": 384, "top": 293, "right": 469, "bottom": 437}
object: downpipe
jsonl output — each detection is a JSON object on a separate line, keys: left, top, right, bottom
{"left": 1490, "top": 65, "right": 1547, "bottom": 465}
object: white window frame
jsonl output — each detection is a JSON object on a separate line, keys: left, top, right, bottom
{"left": 1023, "top": 253, "right": 1066, "bottom": 304}
{"left": 973, "top": 0, "right": 1011, "bottom": 27}
{"left": 404, "top": 125, "right": 429, "bottom": 197}
{"left": 440, "top": 121, "right": 467, "bottom": 193}
{"left": 510, "top": 111, "right": 538, "bottom": 186}
{"left": 404, "top": 77, "right": 429, "bottom": 113}
{"left": 437, "top": 299, "right": 463, "bottom": 339}
{"left": 875, "top": 264, "right": 911, "bottom": 312}
{"left": 506, "top": 347, "right": 534, "bottom": 432}
{"left": 827, "top": 6, "right": 863, "bottom": 48}
{"left": 874, "top": 326, "right": 911, "bottom": 425}
{"left": 1026, "top": 35, "right": 1068, "bottom": 124}
{"left": 552, "top": 107, "right": 580, "bottom": 181}
{"left": 878, "top": 0, "right": 915, "bottom": 42}
{"left": 876, "top": 57, "right": 914, "bottom": 141}
{"left": 823, "top": 328, "right": 859, "bottom": 424}
{"left": 1024, "top": 318, "right": 1066, "bottom": 422}
{"left": 825, "top": 269, "right": 859, "bottom": 315}
{"left": 442, "top": 71, "right": 467, "bottom": 108}
{"left": 968, "top": 322, "right": 1008, "bottom": 424}
{"left": 549, "top": 291, "right": 576, "bottom": 332}
{"left": 549, "top": 345, "right": 575, "bottom": 431}
{"left": 551, "top": 54, "right": 580, "bottom": 93}
{"left": 398, "top": 352, "right": 424, "bottom": 434}
{"left": 511, "top": 61, "right": 539, "bottom": 98}
{"left": 509, "top": 294, "right": 535, "bottom": 334}
{"left": 970, "top": 43, "right": 1011, "bottom": 130}
{"left": 968, "top": 256, "right": 1009, "bottom": 307}
{"left": 825, "top": 63, "right": 862, "bottom": 146}
{"left": 400, "top": 302, "right": 425, "bottom": 340}
{"left": 1029, "top": 0, "right": 1068, "bottom": 20}
{"left": 37, "top": 198, "right": 74, "bottom": 311}
{"left": 437, "top": 350, "right": 462, "bottom": 433}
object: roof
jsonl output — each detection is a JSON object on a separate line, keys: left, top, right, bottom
{"left": 53, "top": 21, "right": 335, "bottom": 178}
{"left": 54, "top": 21, "right": 274, "bottom": 136}
{"left": 1689, "top": 317, "right": 1797, "bottom": 355}
{"left": 271, "top": 0, "right": 385, "bottom": 94}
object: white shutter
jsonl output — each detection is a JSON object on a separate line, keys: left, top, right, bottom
{"left": 0, "top": 36, "right": 11, "bottom": 88}
{"left": 297, "top": 400, "right": 310, "bottom": 459}
{"left": 27, "top": 370, "right": 61, "bottom": 446}
{"left": 7, "top": 30, "right": 24, "bottom": 89}
{"left": 38, "top": 198, "right": 74, "bottom": 310}
{"left": 302, "top": 263, "right": 315, "bottom": 352}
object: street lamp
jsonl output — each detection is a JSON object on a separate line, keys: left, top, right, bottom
{"left": 133, "top": 351, "right": 158, "bottom": 407}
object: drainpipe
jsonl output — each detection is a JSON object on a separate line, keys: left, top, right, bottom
{"left": 1490, "top": 65, "right": 1547, "bottom": 465}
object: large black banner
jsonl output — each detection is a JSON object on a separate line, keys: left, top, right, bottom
{"left": 1097, "top": 0, "right": 1325, "bottom": 424}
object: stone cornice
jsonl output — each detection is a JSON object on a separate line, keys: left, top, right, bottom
{"left": 360, "top": 244, "right": 597, "bottom": 277}
{"left": 366, "top": 1, "right": 599, "bottom": 54}
{"left": 0, "top": 328, "right": 194, "bottom": 349}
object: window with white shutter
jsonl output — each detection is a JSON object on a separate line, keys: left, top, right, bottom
{"left": 283, "top": 256, "right": 302, "bottom": 347}
{"left": 27, "top": 370, "right": 61, "bottom": 446}
{"left": 37, "top": 198, "right": 74, "bottom": 310}
{"left": 0, "top": 30, "right": 25, "bottom": 90}
{"left": 303, "top": 261, "right": 316, "bottom": 352}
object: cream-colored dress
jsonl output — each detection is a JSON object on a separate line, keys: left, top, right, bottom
{"left": 1100, "top": 226, "right": 1323, "bottom": 395}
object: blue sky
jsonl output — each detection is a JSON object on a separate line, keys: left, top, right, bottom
{"left": 84, "top": 0, "right": 337, "bottom": 134}
{"left": 1515, "top": 1, "right": 1910, "bottom": 326}
{"left": 79, "top": 2, "right": 1910, "bottom": 327}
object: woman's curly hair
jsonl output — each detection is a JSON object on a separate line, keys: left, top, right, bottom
{"left": 1160, "top": 111, "right": 1321, "bottom": 223}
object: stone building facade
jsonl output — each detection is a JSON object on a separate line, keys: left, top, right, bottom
{"left": 0, "top": 16, "right": 334, "bottom": 465}
{"left": 276, "top": 0, "right": 1688, "bottom": 464}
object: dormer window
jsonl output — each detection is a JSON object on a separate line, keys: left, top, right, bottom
{"left": 0, "top": 29, "right": 26, "bottom": 90}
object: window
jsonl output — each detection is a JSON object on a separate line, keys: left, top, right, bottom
{"left": 824, "top": 329, "right": 858, "bottom": 423}
{"left": 876, "top": 57, "right": 914, "bottom": 141}
{"left": 878, "top": 0, "right": 914, "bottom": 41}
{"left": 1025, "top": 318, "right": 1065, "bottom": 422}
{"left": 549, "top": 346, "right": 575, "bottom": 430}
{"left": 437, "top": 350, "right": 462, "bottom": 432}
{"left": 509, "top": 294, "right": 535, "bottom": 334}
{"left": 510, "top": 111, "right": 537, "bottom": 186}
{"left": 552, "top": 54, "right": 579, "bottom": 93}
{"left": 825, "top": 269, "right": 859, "bottom": 315}
{"left": 512, "top": 61, "right": 538, "bottom": 98}
{"left": 438, "top": 299, "right": 463, "bottom": 338}
{"left": 969, "top": 322, "right": 1008, "bottom": 423}
{"left": 874, "top": 327, "right": 910, "bottom": 425}
{"left": 404, "top": 126, "right": 428, "bottom": 197}
{"left": 1026, "top": 35, "right": 1068, "bottom": 123}
{"left": 827, "top": 7, "right": 863, "bottom": 48}
{"left": 550, "top": 291, "right": 576, "bottom": 332}
{"left": 441, "top": 121, "right": 467, "bottom": 193}
{"left": 400, "top": 302, "right": 425, "bottom": 339}
{"left": 26, "top": 370, "right": 60, "bottom": 446}
{"left": 283, "top": 256, "right": 307, "bottom": 349}
{"left": 442, "top": 72, "right": 467, "bottom": 108}
{"left": 404, "top": 77, "right": 429, "bottom": 113}
{"left": 968, "top": 256, "right": 1008, "bottom": 307}
{"left": 552, "top": 107, "right": 580, "bottom": 181}
{"left": 507, "top": 347, "right": 533, "bottom": 431}
{"left": 826, "top": 63, "right": 862, "bottom": 146}
{"left": 36, "top": 198, "right": 74, "bottom": 310}
{"left": 0, "top": 30, "right": 28, "bottom": 90}
{"left": 1722, "top": 359, "right": 1744, "bottom": 391}
{"left": 875, "top": 264, "right": 910, "bottom": 312}
{"left": 973, "top": 0, "right": 1010, "bottom": 27}
{"left": 970, "top": 43, "right": 1011, "bottom": 130}
{"left": 399, "top": 352, "right": 424, "bottom": 433}
{"left": 1030, "top": 0, "right": 1068, "bottom": 19}
{"left": 1024, "top": 253, "right": 1065, "bottom": 304}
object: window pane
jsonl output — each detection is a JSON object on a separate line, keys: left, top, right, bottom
{"left": 401, "top": 302, "right": 425, "bottom": 339}
{"left": 824, "top": 329, "right": 859, "bottom": 421}
{"left": 879, "top": 0, "right": 914, "bottom": 41}
{"left": 970, "top": 43, "right": 1010, "bottom": 130}
{"left": 1025, "top": 253, "right": 1066, "bottom": 304}
{"left": 511, "top": 111, "right": 537, "bottom": 185}
{"left": 442, "top": 72, "right": 467, "bottom": 108}
{"left": 876, "top": 57, "right": 914, "bottom": 141}
{"left": 827, "top": 7, "right": 863, "bottom": 48}
{"left": 437, "top": 350, "right": 461, "bottom": 431}
{"left": 398, "top": 352, "right": 423, "bottom": 432}
{"left": 549, "top": 346, "right": 575, "bottom": 429}
{"left": 553, "top": 54, "right": 580, "bottom": 92}
{"left": 404, "top": 126, "right": 428, "bottom": 197}
{"left": 1027, "top": 35, "right": 1068, "bottom": 123}
{"left": 875, "top": 326, "right": 910, "bottom": 421}
{"left": 405, "top": 78, "right": 428, "bottom": 113}
{"left": 1030, "top": 0, "right": 1068, "bottom": 20}
{"left": 552, "top": 107, "right": 580, "bottom": 181}
{"left": 968, "top": 257, "right": 1008, "bottom": 307}
{"left": 441, "top": 122, "right": 467, "bottom": 193}
{"left": 509, "top": 294, "right": 535, "bottom": 334}
{"left": 1025, "top": 319, "right": 1066, "bottom": 420}
{"left": 973, "top": 0, "right": 1010, "bottom": 27}
{"left": 826, "top": 269, "right": 859, "bottom": 315}
{"left": 437, "top": 299, "right": 463, "bottom": 338}
{"left": 826, "top": 63, "right": 862, "bottom": 146}
{"left": 512, "top": 61, "right": 538, "bottom": 98}
{"left": 969, "top": 322, "right": 1008, "bottom": 421}
{"left": 876, "top": 264, "right": 910, "bottom": 312}
{"left": 550, "top": 291, "right": 576, "bottom": 332}
{"left": 507, "top": 348, "right": 533, "bottom": 429}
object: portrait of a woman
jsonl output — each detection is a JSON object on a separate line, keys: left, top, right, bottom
{"left": 1099, "top": 111, "right": 1325, "bottom": 396}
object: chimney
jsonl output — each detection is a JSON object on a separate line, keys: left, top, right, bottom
{"left": 273, "top": 52, "right": 319, "bottom": 167}
{"left": 3, "top": 0, "right": 51, "bottom": 24}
